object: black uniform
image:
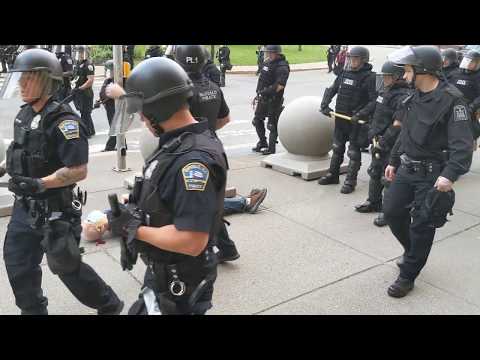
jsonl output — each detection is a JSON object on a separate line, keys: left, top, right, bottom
{"left": 320, "top": 63, "right": 377, "bottom": 186}
{"left": 447, "top": 68, "right": 480, "bottom": 138}
{"left": 73, "top": 59, "right": 95, "bottom": 137}
{"left": 144, "top": 45, "right": 163, "bottom": 59}
{"left": 383, "top": 81, "right": 473, "bottom": 282}
{"left": 364, "top": 83, "right": 411, "bottom": 208}
{"left": 128, "top": 120, "right": 227, "bottom": 315}
{"left": 3, "top": 98, "right": 122, "bottom": 315}
{"left": 216, "top": 46, "right": 232, "bottom": 87}
{"left": 203, "top": 60, "right": 222, "bottom": 87}
{"left": 99, "top": 77, "right": 117, "bottom": 151}
{"left": 256, "top": 47, "right": 265, "bottom": 75}
{"left": 253, "top": 55, "right": 290, "bottom": 153}
{"left": 0, "top": 45, "right": 8, "bottom": 72}
{"left": 442, "top": 64, "right": 459, "bottom": 82}
{"left": 187, "top": 72, "right": 237, "bottom": 261}
{"left": 57, "top": 53, "right": 74, "bottom": 101}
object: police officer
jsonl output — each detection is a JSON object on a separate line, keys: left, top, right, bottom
{"left": 256, "top": 45, "right": 265, "bottom": 76}
{"left": 0, "top": 45, "right": 8, "bottom": 72}
{"left": 319, "top": 46, "right": 377, "bottom": 194}
{"left": 251, "top": 45, "right": 290, "bottom": 155}
{"left": 383, "top": 46, "right": 473, "bottom": 298}
{"left": 175, "top": 44, "right": 239, "bottom": 263}
{"left": 441, "top": 48, "right": 459, "bottom": 81}
{"left": 355, "top": 61, "right": 411, "bottom": 227}
{"left": 72, "top": 45, "right": 96, "bottom": 137}
{"left": 216, "top": 45, "right": 232, "bottom": 87}
{"left": 447, "top": 50, "right": 480, "bottom": 138}
{"left": 97, "top": 60, "right": 117, "bottom": 152}
{"left": 105, "top": 57, "right": 227, "bottom": 315}
{"left": 144, "top": 45, "right": 163, "bottom": 59}
{"left": 53, "top": 45, "right": 74, "bottom": 101}
{"left": 3, "top": 49, "right": 124, "bottom": 315}
{"left": 202, "top": 47, "right": 222, "bottom": 87}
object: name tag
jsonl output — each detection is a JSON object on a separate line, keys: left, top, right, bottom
{"left": 376, "top": 96, "right": 384, "bottom": 104}
{"left": 343, "top": 78, "right": 354, "bottom": 86}
{"left": 456, "top": 79, "right": 467, "bottom": 86}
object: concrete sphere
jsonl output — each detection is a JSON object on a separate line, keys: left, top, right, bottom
{"left": 278, "top": 96, "right": 334, "bottom": 156}
{"left": 139, "top": 128, "right": 159, "bottom": 161}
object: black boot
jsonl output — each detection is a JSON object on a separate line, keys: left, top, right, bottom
{"left": 252, "top": 141, "right": 268, "bottom": 153}
{"left": 387, "top": 276, "right": 414, "bottom": 298}
{"left": 341, "top": 159, "right": 361, "bottom": 194}
{"left": 373, "top": 213, "right": 388, "bottom": 227}
{"left": 318, "top": 173, "right": 339, "bottom": 185}
{"left": 355, "top": 200, "right": 382, "bottom": 213}
{"left": 341, "top": 180, "right": 357, "bottom": 194}
{"left": 217, "top": 245, "right": 240, "bottom": 263}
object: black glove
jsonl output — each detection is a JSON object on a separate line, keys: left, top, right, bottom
{"left": 106, "top": 203, "right": 142, "bottom": 271}
{"left": 8, "top": 176, "right": 46, "bottom": 196}
{"left": 93, "top": 100, "right": 101, "bottom": 109}
{"left": 350, "top": 113, "right": 361, "bottom": 124}
{"left": 321, "top": 106, "right": 333, "bottom": 117}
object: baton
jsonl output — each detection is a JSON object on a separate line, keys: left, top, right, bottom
{"left": 330, "top": 111, "right": 367, "bottom": 125}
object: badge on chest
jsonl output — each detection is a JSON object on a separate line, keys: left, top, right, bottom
{"left": 343, "top": 78, "right": 354, "bottom": 86}
{"left": 453, "top": 105, "right": 468, "bottom": 122}
{"left": 376, "top": 96, "right": 384, "bottom": 104}
{"left": 144, "top": 160, "right": 158, "bottom": 180}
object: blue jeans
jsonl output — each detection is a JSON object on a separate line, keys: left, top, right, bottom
{"left": 224, "top": 196, "right": 247, "bottom": 215}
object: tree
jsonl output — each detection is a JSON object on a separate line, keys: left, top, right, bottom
{"left": 298, "top": 45, "right": 302, "bottom": 51}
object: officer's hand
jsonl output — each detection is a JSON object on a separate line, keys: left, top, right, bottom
{"left": 385, "top": 165, "right": 396, "bottom": 182}
{"left": 321, "top": 107, "right": 333, "bottom": 117}
{"left": 106, "top": 203, "right": 142, "bottom": 241}
{"left": 435, "top": 176, "right": 453, "bottom": 192}
{"left": 350, "top": 114, "right": 361, "bottom": 124}
{"left": 8, "top": 176, "right": 46, "bottom": 196}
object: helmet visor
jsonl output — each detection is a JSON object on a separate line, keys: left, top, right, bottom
{"left": 7, "top": 70, "right": 58, "bottom": 102}
{"left": 459, "top": 56, "right": 480, "bottom": 71}
{"left": 344, "top": 55, "right": 363, "bottom": 72}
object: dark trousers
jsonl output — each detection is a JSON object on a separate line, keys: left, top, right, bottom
{"left": 216, "top": 221, "right": 236, "bottom": 251}
{"left": 104, "top": 101, "right": 117, "bottom": 151}
{"left": 383, "top": 164, "right": 441, "bottom": 281}
{"left": 366, "top": 150, "right": 390, "bottom": 205}
{"left": 328, "top": 118, "right": 362, "bottom": 184}
{"left": 75, "top": 91, "right": 95, "bottom": 136}
{"left": 1, "top": 57, "right": 7, "bottom": 72}
{"left": 253, "top": 97, "right": 283, "bottom": 153}
{"left": 3, "top": 201, "right": 120, "bottom": 315}
{"left": 327, "top": 53, "right": 335, "bottom": 72}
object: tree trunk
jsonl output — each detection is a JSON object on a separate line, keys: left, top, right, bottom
{"left": 298, "top": 45, "right": 302, "bottom": 51}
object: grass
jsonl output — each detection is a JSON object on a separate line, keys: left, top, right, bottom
{"left": 208, "top": 45, "right": 328, "bottom": 66}
{"left": 91, "top": 45, "right": 328, "bottom": 67}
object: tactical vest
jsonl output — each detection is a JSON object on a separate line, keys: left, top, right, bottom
{"left": 133, "top": 129, "right": 228, "bottom": 265}
{"left": 189, "top": 76, "right": 222, "bottom": 132}
{"left": 335, "top": 69, "right": 373, "bottom": 115}
{"left": 370, "top": 85, "right": 410, "bottom": 137}
{"left": 257, "top": 57, "right": 290, "bottom": 96}
{"left": 449, "top": 69, "right": 480, "bottom": 103}
{"left": 6, "top": 101, "right": 82, "bottom": 199}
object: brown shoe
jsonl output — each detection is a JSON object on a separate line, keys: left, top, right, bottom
{"left": 245, "top": 188, "right": 268, "bottom": 214}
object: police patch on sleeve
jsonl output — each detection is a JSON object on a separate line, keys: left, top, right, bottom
{"left": 182, "top": 162, "right": 209, "bottom": 191}
{"left": 58, "top": 120, "right": 80, "bottom": 140}
{"left": 453, "top": 105, "right": 468, "bottom": 122}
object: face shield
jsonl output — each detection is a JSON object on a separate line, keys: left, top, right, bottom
{"left": 108, "top": 91, "right": 142, "bottom": 137}
{"left": 344, "top": 55, "right": 363, "bottom": 72}
{"left": 459, "top": 56, "right": 480, "bottom": 71}
{"left": 10, "top": 70, "right": 59, "bottom": 103}
{"left": 375, "top": 74, "right": 395, "bottom": 92}
{"left": 75, "top": 46, "right": 88, "bottom": 62}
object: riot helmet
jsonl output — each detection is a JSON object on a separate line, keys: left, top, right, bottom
{"left": 175, "top": 45, "right": 207, "bottom": 74}
{"left": 376, "top": 60, "right": 405, "bottom": 92}
{"left": 76, "top": 45, "right": 89, "bottom": 61}
{"left": 344, "top": 46, "right": 369, "bottom": 71}
{"left": 264, "top": 45, "right": 282, "bottom": 54}
{"left": 124, "top": 57, "right": 194, "bottom": 131}
{"left": 104, "top": 59, "right": 114, "bottom": 78}
{"left": 441, "top": 48, "right": 458, "bottom": 68}
{"left": 9, "top": 48, "right": 63, "bottom": 104}
{"left": 388, "top": 45, "right": 442, "bottom": 76}
{"left": 459, "top": 50, "right": 480, "bottom": 72}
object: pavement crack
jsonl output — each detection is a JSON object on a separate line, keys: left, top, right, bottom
{"left": 253, "top": 263, "right": 385, "bottom": 315}
{"left": 102, "top": 248, "right": 143, "bottom": 285}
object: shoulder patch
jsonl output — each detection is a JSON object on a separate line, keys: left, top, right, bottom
{"left": 453, "top": 105, "right": 468, "bottom": 122}
{"left": 182, "top": 162, "right": 209, "bottom": 191}
{"left": 58, "top": 119, "right": 80, "bottom": 139}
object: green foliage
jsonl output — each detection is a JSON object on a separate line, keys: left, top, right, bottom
{"left": 90, "top": 45, "right": 112, "bottom": 65}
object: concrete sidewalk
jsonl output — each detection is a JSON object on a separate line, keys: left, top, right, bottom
{"left": 1, "top": 147, "right": 480, "bottom": 315}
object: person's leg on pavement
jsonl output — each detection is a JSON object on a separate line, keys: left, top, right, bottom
{"left": 224, "top": 196, "right": 247, "bottom": 215}
{"left": 224, "top": 188, "right": 268, "bottom": 215}
{"left": 318, "top": 120, "right": 349, "bottom": 184}
{"left": 3, "top": 203, "right": 48, "bottom": 315}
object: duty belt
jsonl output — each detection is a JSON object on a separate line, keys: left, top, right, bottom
{"left": 400, "top": 154, "right": 444, "bottom": 174}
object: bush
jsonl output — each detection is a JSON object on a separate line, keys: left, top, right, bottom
{"left": 90, "top": 45, "right": 112, "bottom": 65}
